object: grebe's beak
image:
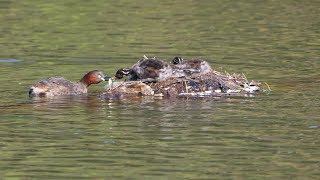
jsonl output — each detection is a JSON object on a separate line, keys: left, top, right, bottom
{"left": 103, "top": 76, "right": 111, "bottom": 81}
{"left": 109, "top": 76, "right": 117, "bottom": 81}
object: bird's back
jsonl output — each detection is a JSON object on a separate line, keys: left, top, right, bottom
{"left": 29, "top": 77, "right": 86, "bottom": 97}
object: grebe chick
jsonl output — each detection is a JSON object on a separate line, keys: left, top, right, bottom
{"left": 171, "top": 56, "right": 212, "bottom": 76}
{"left": 114, "top": 68, "right": 132, "bottom": 80}
{"left": 115, "top": 58, "right": 173, "bottom": 83}
{"left": 29, "top": 70, "right": 109, "bottom": 97}
{"left": 172, "top": 56, "right": 184, "bottom": 64}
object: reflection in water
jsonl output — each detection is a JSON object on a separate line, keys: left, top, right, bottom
{"left": 29, "top": 95, "right": 101, "bottom": 110}
{"left": 1, "top": 92, "right": 319, "bottom": 179}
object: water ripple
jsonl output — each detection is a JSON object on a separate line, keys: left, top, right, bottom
{"left": 0, "top": 59, "right": 23, "bottom": 63}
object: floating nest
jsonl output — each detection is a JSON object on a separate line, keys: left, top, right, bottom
{"left": 101, "top": 57, "right": 266, "bottom": 99}
{"left": 150, "top": 71, "right": 261, "bottom": 97}
{"left": 101, "top": 81, "right": 154, "bottom": 99}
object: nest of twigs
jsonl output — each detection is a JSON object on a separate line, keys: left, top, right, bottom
{"left": 102, "top": 56, "right": 266, "bottom": 99}
{"left": 149, "top": 70, "right": 261, "bottom": 97}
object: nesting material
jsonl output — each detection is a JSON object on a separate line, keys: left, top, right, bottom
{"left": 101, "top": 81, "right": 154, "bottom": 99}
{"left": 102, "top": 57, "right": 263, "bottom": 99}
{"left": 149, "top": 70, "right": 261, "bottom": 97}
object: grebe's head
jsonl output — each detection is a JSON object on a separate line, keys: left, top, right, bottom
{"left": 80, "top": 70, "right": 109, "bottom": 86}
{"left": 172, "top": 57, "right": 184, "bottom": 64}
{"left": 114, "top": 68, "right": 131, "bottom": 79}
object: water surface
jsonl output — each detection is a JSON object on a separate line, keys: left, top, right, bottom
{"left": 0, "top": 0, "right": 319, "bottom": 179}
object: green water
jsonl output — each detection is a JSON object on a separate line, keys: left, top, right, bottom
{"left": 0, "top": 0, "right": 319, "bottom": 179}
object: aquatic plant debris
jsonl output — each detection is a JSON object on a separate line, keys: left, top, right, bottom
{"left": 102, "top": 56, "right": 268, "bottom": 99}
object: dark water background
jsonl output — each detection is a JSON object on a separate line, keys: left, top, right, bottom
{"left": 0, "top": 0, "right": 319, "bottom": 179}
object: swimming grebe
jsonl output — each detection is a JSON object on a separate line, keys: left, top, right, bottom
{"left": 29, "top": 70, "right": 109, "bottom": 97}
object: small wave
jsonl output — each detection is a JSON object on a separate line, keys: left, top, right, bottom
{"left": 0, "top": 59, "right": 23, "bottom": 63}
